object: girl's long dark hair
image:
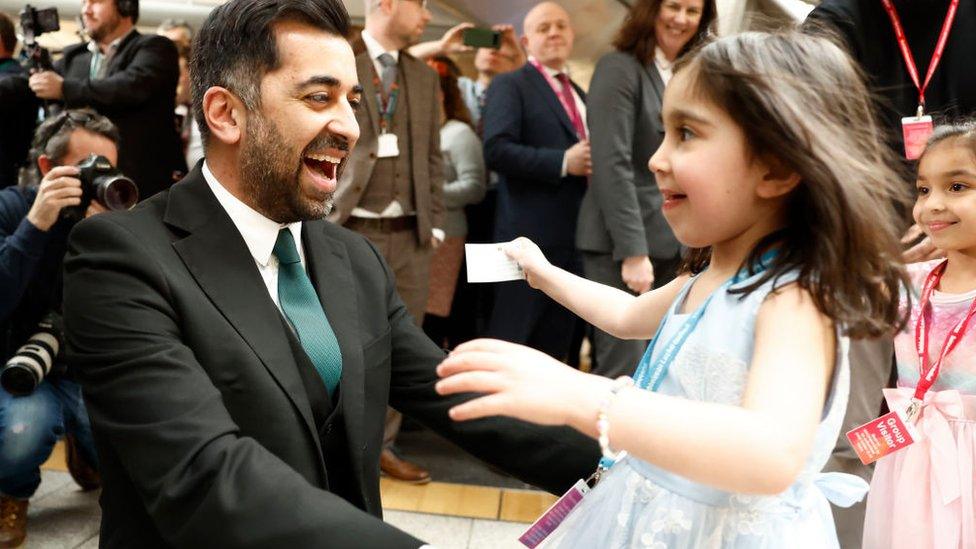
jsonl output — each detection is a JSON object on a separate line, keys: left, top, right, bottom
{"left": 678, "top": 32, "right": 911, "bottom": 339}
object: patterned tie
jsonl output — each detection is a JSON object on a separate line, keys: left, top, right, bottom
{"left": 273, "top": 229, "right": 342, "bottom": 396}
{"left": 556, "top": 73, "right": 587, "bottom": 140}
{"left": 377, "top": 52, "right": 398, "bottom": 97}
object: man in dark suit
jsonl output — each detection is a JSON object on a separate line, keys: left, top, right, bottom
{"left": 62, "top": 1, "right": 598, "bottom": 547}
{"left": 28, "top": 0, "right": 186, "bottom": 201}
{"left": 483, "top": 1, "right": 590, "bottom": 363}
{"left": 330, "top": 0, "right": 443, "bottom": 483}
{"left": 0, "top": 14, "right": 38, "bottom": 189}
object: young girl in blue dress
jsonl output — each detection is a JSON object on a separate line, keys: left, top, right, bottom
{"left": 435, "top": 31, "right": 912, "bottom": 548}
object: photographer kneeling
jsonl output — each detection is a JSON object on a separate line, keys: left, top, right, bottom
{"left": 0, "top": 109, "right": 134, "bottom": 548}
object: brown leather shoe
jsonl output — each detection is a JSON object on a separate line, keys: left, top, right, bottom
{"left": 65, "top": 434, "right": 100, "bottom": 492}
{"left": 0, "top": 496, "right": 28, "bottom": 548}
{"left": 380, "top": 449, "right": 431, "bottom": 484}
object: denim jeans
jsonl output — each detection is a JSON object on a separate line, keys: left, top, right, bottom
{"left": 0, "top": 376, "right": 98, "bottom": 499}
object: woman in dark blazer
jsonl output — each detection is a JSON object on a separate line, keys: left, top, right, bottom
{"left": 576, "top": 0, "right": 715, "bottom": 378}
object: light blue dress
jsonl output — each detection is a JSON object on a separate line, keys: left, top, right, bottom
{"left": 544, "top": 270, "right": 868, "bottom": 548}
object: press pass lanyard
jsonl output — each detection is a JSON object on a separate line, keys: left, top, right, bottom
{"left": 906, "top": 259, "right": 976, "bottom": 421}
{"left": 881, "top": 0, "right": 959, "bottom": 117}
{"left": 594, "top": 251, "right": 777, "bottom": 472}
{"left": 372, "top": 69, "right": 399, "bottom": 134}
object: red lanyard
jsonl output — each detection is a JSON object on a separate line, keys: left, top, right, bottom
{"left": 371, "top": 65, "right": 399, "bottom": 132}
{"left": 912, "top": 260, "right": 976, "bottom": 407}
{"left": 881, "top": 0, "right": 959, "bottom": 115}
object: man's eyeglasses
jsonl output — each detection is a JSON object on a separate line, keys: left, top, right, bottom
{"left": 404, "top": 0, "right": 429, "bottom": 9}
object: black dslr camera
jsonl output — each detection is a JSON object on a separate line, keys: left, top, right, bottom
{"left": 19, "top": 5, "right": 59, "bottom": 72}
{"left": 61, "top": 154, "right": 140, "bottom": 220}
{"left": 0, "top": 312, "right": 62, "bottom": 396}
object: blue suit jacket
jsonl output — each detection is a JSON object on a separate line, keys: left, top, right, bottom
{"left": 483, "top": 63, "right": 587, "bottom": 250}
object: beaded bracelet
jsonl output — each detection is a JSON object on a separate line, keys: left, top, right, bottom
{"left": 597, "top": 376, "right": 635, "bottom": 461}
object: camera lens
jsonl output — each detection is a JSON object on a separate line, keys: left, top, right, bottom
{"left": 0, "top": 364, "right": 40, "bottom": 396}
{"left": 96, "top": 175, "right": 139, "bottom": 211}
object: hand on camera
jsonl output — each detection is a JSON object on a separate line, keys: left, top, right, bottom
{"left": 27, "top": 166, "right": 83, "bottom": 231}
{"left": 565, "top": 140, "right": 592, "bottom": 177}
{"left": 28, "top": 70, "right": 64, "bottom": 100}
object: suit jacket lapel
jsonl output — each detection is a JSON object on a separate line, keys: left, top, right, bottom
{"left": 302, "top": 221, "right": 368, "bottom": 490}
{"left": 106, "top": 30, "right": 140, "bottom": 76}
{"left": 524, "top": 65, "right": 579, "bottom": 139}
{"left": 356, "top": 52, "right": 381, "bottom": 138}
{"left": 401, "top": 54, "right": 427, "bottom": 164}
{"left": 644, "top": 62, "right": 666, "bottom": 106}
{"left": 164, "top": 171, "right": 326, "bottom": 476}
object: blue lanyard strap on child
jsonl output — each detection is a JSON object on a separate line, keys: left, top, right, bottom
{"left": 596, "top": 250, "right": 778, "bottom": 472}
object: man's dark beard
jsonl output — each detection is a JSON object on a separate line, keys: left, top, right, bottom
{"left": 87, "top": 13, "right": 120, "bottom": 43}
{"left": 239, "top": 113, "right": 335, "bottom": 224}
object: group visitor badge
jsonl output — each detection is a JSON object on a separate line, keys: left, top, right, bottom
{"left": 847, "top": 259, "right": 976, "bottom": 465}
{"left": 882, "top": 0, "right": 958, "bottom": 159}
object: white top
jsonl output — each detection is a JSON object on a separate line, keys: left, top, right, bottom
{"left": 654, "top": 47, "right": 674, "bottom": 85}
{"left": 202, "top": 161, "right": 305, "bottom": 310}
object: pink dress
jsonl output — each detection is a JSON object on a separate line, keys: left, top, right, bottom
{"left": 863, "top": 260, "right": 976, "bottom": 549}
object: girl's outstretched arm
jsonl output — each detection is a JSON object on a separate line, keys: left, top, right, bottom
{"left": 436, "top": 284, "right": 835, "bottom": 495}
{"left": 508, "top": 237, "right": 688, "bottom": 339}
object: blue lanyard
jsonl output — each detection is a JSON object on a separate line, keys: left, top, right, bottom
{"left": 597, "top": 250, "right": 777, "bottom": 471}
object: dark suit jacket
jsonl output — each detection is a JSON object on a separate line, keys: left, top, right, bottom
{"left": 63, "top": 165, "right": 599, "bottom": 548}
{"left": 330, "top": 45, "right": 444, "bottom": 243}
{"left": 806, "top": 0, "right": 976, "bottom": 158}
{"left": 0, "top": 59, "right": 38, "bottom": 188}
{"left": 576, "top": 51, "right": 680, "bottom": 261}
{"left": 58, "top": 31, "right": 187, "bottom": 201}
{"left": 483, "top": 63, "right": 587, "bottom": 250}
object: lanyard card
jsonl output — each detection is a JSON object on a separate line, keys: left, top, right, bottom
{"left": 377, "top": 133, "right": 400, "bottom": 158}
{"left": 846, "top": 409, "right": 919, "bottom": 465}
{"left": 519, "top": 479, "right": 589, "bottom": 548}
{"left": 902, "top": 115, "right": 933, "bottom": 160}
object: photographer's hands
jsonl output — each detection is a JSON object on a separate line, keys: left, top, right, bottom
{"left": 27, "top": 166, "right": 82, "bottom": 231}
{"left": 28, "top": 71, "right": 64, "bottom": 100}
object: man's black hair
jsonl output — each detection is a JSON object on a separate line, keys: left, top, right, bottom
{"left": 190, "top": 0, "right": 351, "bottom": 147}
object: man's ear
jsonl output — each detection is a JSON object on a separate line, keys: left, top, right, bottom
{"left": 202, "top": 87, "right": 246, "bottom": 147}
{"left": 37, "top": 154, "right": 54, "bottom": 177}
{"left": 756, "top": 155, "right": 801, "bottom": 199}
{"left": 520, "top": 35, "right": 529, "bottom": 50}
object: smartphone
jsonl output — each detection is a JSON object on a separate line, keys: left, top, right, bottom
{"left": 463, "top": 27, "right": 501, "bottom": 49}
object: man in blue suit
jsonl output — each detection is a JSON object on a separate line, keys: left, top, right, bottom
{"left": 482, "top": 2, "right": 589, "bottom": 362}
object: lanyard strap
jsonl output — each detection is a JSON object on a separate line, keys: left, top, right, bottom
{"left": 371, "top": 67, "right": 400, "bottom": 132}
{"left": 528, "top": 58, "right": 585, "bottom": 138}
{"left": 881, "top": 0, "right": 959, "bottom": 115}
{"left": 912, "top": 259, "right": 976, "bottom": 402}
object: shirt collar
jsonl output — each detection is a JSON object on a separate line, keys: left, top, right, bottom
{"left": 529, "top": 56, "right": 568, "bottom": 78}
{"left": 87, "top": 28, "right": 136, "bottom": 56}
{"left": 362, "top": 29, "right": 399, "bottom": 64}
{"left": 202, "top": 161, "right": 303, "bottom": 267}
{"left": 654, "top": 47, "right": 673, "bottom": 71}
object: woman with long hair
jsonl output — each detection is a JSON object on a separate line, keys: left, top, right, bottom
{"left": 577, "top": 0, "right": 715, "bottom": 379}
{"left": 422, "top": 56, "right": 486, "bottom": 348}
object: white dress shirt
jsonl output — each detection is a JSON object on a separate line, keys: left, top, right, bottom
{"left": 654, "top": 46, "right": 674, "bottom": 86}
{"left": 202, "top": 161, "right": 305, "bottom": 310}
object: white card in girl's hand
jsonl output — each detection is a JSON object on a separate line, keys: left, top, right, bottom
{"left": 465, "top": 243, "right": 525, "bottom": 283}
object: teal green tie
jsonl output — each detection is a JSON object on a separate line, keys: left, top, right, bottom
{"left": 273, "top": 229, "right": 342, "bottom": 396}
